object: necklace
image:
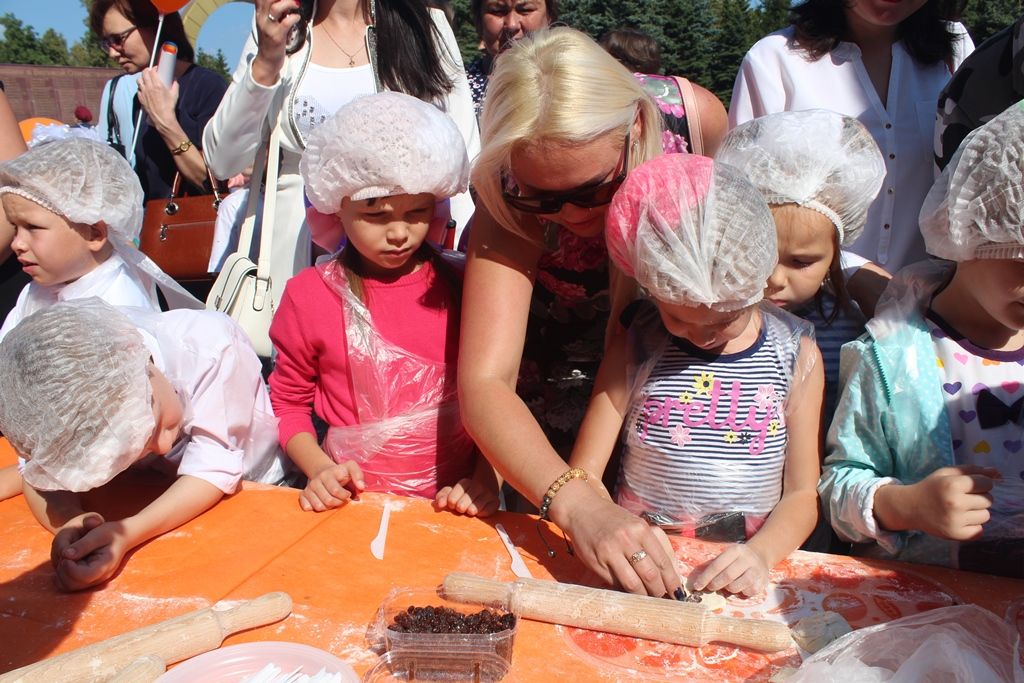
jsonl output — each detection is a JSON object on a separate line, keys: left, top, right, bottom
{"left": 319, "top": 23, "right": 366, "bottom": 67}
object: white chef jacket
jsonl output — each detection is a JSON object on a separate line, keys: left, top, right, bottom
{"left": 730, "top": 26, "right": 974, "bottom": 272}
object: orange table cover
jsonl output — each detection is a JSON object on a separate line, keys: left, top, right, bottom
{"left": 1, "top": 439, "right": 1022, "bottom": 681}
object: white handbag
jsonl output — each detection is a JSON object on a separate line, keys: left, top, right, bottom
{"left": 206, "top": 124, "right": 282, "bottom": 357}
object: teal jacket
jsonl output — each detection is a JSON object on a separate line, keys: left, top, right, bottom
{"left": 820, "top": 264, "right": 958, "bottom": 567}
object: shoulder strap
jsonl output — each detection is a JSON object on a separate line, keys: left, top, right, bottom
{"left": 674, "top": 76, "right": 703, "bottom": 156}
{"left": 107, "top": 74, "right": 125, "bottom": 147}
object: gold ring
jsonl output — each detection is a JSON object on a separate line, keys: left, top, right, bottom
{"left": 267, "top": 12, "right": 278, "bottom": 22}
{"left": 628, "top": 549, "right": 648, "bottom": 565}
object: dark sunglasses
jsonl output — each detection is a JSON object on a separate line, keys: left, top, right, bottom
{"left": 100, "top": 26, "right": 137, "bottom": 51}
{"left": 502, "top": 130, "right": 631, "bottom": 214}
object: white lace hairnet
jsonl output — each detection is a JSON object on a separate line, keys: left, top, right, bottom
{"left": 0, "top": 137, "right": 143, "bottom": 243}
{"left": 301, "top": 92, "right": 470, "bottom": 213}
{"left": 606, "top": 154, "right": 778, "bottom": 312}
{"left": 0, "top": 299, "right": 154, "bottom": 492}
{"left": 919, "top": 101, "right": 1024, "bottom": 261}
{"left": 716, "top": 109, "right": 885, "bottom": 246}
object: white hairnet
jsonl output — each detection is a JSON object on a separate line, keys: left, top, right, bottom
{"left": 0, "top": 299, "right": 154, "bottom": 492}
{"left": 606, "top": 154, "right": 778, "bottom": 312}
{"left": 0, "top": 137, "right": 143, "bottom": 243}
{"left": 716, "top": 109, "right": 885, "bottom": 246}
{"left": 919, "top": 101, "right": 1024, "bottom": 261}
{"left": 300, "top": 92, "right": 470, "bottom": 213}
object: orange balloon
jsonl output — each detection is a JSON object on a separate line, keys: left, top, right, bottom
{"left": 18, "top": 117, "right": 62, "bottom": 142}
{"left": 150, "top": 0, "right": 189, "bottom": 13}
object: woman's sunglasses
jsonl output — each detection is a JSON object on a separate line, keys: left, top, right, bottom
{"left": 502, "top": 130, "right": 631, "bottom": 214}
{"left": 100, "top": 26, "right": 137, "bottom": 51}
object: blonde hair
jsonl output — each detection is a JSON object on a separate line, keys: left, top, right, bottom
{"left": 472, "top": 27, "right": 665, "bottom": 239}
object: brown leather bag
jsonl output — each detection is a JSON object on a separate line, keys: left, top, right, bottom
{"left": 140, "top": 170, "right": 222, "bottom": 281}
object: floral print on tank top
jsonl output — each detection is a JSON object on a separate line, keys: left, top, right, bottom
{"left": 517, "top": 226, "right": 611, "bottom": 456}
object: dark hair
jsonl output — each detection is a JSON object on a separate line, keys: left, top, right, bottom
{"left": 89, "top": 0, "right": 195, "bottom": 62}
{"left": 470, "top": 0, "right": 560, "bottom": 36}
{"left": 790, "top": 0, "right": 959, "bottom": 65}
{"left": 599, "top": 27, "right": 662, "bottom": 74}
{"left": 375, "top": 0, "right": 456, "bottom": 103}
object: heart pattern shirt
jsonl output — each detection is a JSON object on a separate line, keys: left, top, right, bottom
{"left": 926, "top": 309, "right": 1024, "bottom": 537}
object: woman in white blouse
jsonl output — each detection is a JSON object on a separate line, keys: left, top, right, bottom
{"left": 730, "top": 0, "right": 973, "bottom": 274}
{"left": 203, "top": 0, "right": 479, "bottom": 306}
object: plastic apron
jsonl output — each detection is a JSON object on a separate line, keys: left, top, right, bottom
{"left": 317, "top": 257, "right": 474, "bottom": 498}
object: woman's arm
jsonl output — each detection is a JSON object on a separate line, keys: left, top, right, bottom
{"left": 136, "top": 67, "right": 212, "bottom": 188}
{"left": 203, "top": 0, "right": 298, "bottom": 179}
{"left": 460, "top": 208, "right": 681, "bottom": 597}
{"left": 0, "top": 89, "right": 25, "bottom": 261}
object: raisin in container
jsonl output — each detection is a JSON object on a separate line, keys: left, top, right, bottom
{"left": 364, "top": 586, "right": 518, "bottom": 682}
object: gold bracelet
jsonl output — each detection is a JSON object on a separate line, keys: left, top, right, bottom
{"left": 538, "top": 467, "right": 589, "bottom": 522}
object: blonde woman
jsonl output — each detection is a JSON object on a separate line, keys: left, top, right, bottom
{"left": 460, "top": 27, "right": 683, "bottom": 597}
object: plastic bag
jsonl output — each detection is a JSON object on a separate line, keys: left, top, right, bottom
{"left": 789, "top": 605, "right": 1024, "bottom": 683}
{"left": 615, "top": 300, "right": 818, "bottom": 539}
{"left": 318, "top": 257, "right": 474, "bottom": 498}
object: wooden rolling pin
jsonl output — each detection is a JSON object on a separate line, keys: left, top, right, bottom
{"left": 0, "top": 592, "right": 292, "bottom": 683}
{"left": 442, "top": 573, "right": 792, "bottom": 653}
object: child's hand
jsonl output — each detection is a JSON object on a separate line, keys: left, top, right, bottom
{"left": 689, "top": 543, "right": 769, "bottom": 597}
{"left": 883, "top": 465, "right": 1000, "bottom": 540}
{"left": 51, "top": 513, "right": 129, "bottom": 591}
{"left": 434, "top": 477, "right": 500, "bottom": 517}
{"left": 299, "top": 460, "right": 365, "bottom": 512}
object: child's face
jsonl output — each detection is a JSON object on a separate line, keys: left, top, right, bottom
{"left": 2, "top": 193, "right": 108, "bottom": 287}
{"left": 764, "top": 204, "right": 837, "bottom": 310}
{"left": 338, "top": 193, "right": 435, "bottom": 278}
{"left": 145, "top": 364, "right": 184, "bottom": 456}
{"left": 655, "top": 300, "right": 757, "bottom": 352}
{"left": 957, "top": 259, "right": 1024, "bottom": 334}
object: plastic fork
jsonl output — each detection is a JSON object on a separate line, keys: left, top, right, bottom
{"left": 370, "top": 501, "right": 391, "bottom": 560}
{"left": 495, "top": 523, "right": 533, "bottom": 578}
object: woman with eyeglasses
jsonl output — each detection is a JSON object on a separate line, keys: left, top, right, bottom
{"left": 90, "top": 0, "right": 227, "bottom": 202}
{"left": 459, "top": 27, "right": 684, "bottom": 598}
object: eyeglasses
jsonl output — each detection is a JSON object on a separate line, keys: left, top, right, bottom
{"left": 100, "top": 26, "right": 137, "bottom": 51}
{"left": 501, "top": 130, "right": 631, "bottom": 214}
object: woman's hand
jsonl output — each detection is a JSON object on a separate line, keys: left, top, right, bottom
{"left": 299, "top": 460, "right": 365, "bottom": 512}
{"left": 556, "top": 485, "right": 683, "bottom": 598}
{"left": 252, "top": 0, "right": 303, "bottom": 86}
{"left": 136, "top": 67, "right": 179, "bottom": 133}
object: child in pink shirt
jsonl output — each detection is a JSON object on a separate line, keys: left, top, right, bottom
{"left": 270, "top": 92, "right": 497, "bottom": 515}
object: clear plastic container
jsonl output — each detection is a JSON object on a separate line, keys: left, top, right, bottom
{"left": 362, "top": 651, "right": 513, "bottom": 682}
{"left": 369, "top": 587, "right": 517, "bottom": 673}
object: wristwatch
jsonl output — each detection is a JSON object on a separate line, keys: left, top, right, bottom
{"left": 170, "top": 139, "right": 193, "bottom": 155}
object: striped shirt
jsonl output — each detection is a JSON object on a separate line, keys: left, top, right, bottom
{"left": 794, "top": 293, "right": 866, "bottom": 422}
{"left": 617, "top": 304, "right": 801, "bottom": 527}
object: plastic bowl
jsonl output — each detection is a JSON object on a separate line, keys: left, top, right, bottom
{"left": 374, "top": 587, "right": 517, "bottom": 667}
{"left": 155, "top": 641, "right": 360, "bottom": 682}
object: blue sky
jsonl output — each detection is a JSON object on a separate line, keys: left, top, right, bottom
{"left": 0, "top": 0, "right": 254, "bottom": 69}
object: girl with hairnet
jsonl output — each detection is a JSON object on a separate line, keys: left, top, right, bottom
{"left": 821, "top": 102, "right": 1024, "bottom": 578}
{"left": 0, "top": 299, "right": 288, "bottom": 591}
{"left": 717, "top": 110, "right": 886, "bottom": 420}
{"left": 270, "top": 92, "right": 498, "bottom": 516}
{"left": 569, "top": 154, "right": 824, "bottom": 597}
{"left": 0, "top": 137, "right": 202, "bottom": 345}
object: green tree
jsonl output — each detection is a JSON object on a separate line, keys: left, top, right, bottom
{"left": 961, "top": 0, "right": 1021, "bottom": 45}
{"left": 0, "top": 14, "right": 49, "bottom": 64}
{"left": 449, "top": 0, "right": 483, "bottom": 65}
{"left": 39, "top": 29, "right": 71, "bottom": 66}
{"left": 196, "top": 48, "right": 231, "bottom": 81}
{"left": 708, "top": 0, "right": 757, "bottom": 106}
{"left": 658, "top": 0, "right": 717, "bottom": 84}
{"left": 755, "top": 0, "right": 791, "bottom": 37}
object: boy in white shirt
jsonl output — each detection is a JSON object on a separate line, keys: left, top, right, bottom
{"left": 0, "top": 299, "right": 287, "bottom": 591}
{"left": 0, "top": 136, "right": 200, "bottom": 343}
